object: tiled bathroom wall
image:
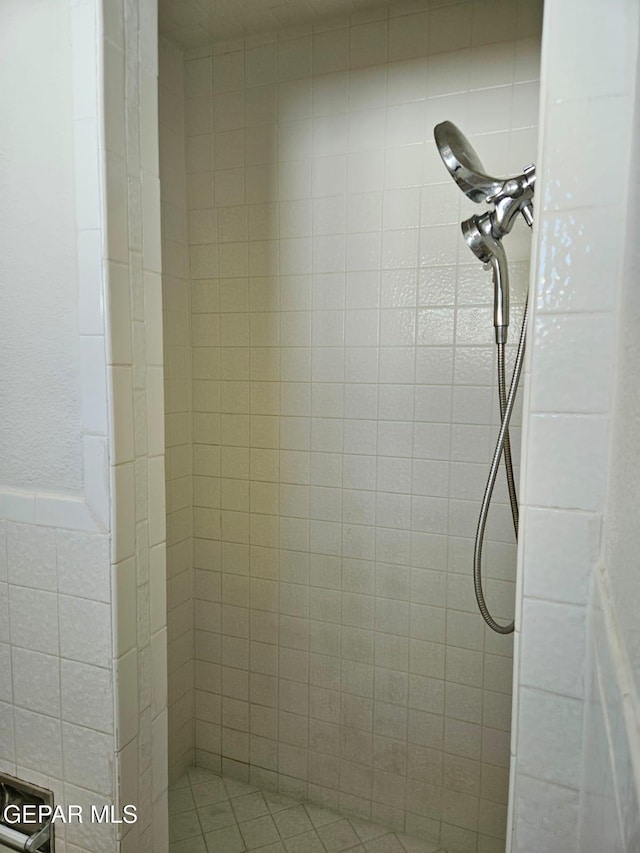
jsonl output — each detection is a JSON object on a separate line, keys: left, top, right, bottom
{"left": 592, "top": 25, "right": 640, "bottom": 844}
{"left": 104, "top": 0, "right": 169, "bottom": 850}
{"left": 164, "top": 4, "right": 543, "bottom": 851}
{"left": 0, "top": 3, "right": 116, "bottom": 852}
{"left": 0, "top": 521, "right": 116, "bottom": 853}
{"left": 159, "top": 37, "right": 196, "bottom": 784}
{"left": 509, "top": 0, "right": 640, "bottom": 850}
{"left": 0, "top": 1, "right": 168, "bottom": 851}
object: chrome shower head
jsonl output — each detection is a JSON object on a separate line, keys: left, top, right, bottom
{"left": 433, "top": 119, "right": 535, "bottom": 343}
{"left": 433, "top": 120, "right": 505, "bottom": 204}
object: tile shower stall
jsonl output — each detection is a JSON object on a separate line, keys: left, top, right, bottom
{"left": 2, "top": 1, "right": 640, "bottom": 853}
{"left": 160, "top": 5, "right": 542, "bottom": 852}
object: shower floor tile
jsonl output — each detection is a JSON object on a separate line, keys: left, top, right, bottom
{"left": 169, "top": 767, "right": 446, "bottom": 853}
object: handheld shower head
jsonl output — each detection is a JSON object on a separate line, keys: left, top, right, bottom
{"left": 462, "top": 213, "right": 510, "bottom": 344}
{"left": 434, "top": 121, "right": 505, "bottom": 203}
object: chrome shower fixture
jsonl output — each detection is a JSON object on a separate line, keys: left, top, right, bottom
{"left": 433, "top": 120, "right": 536, "bottom": 635}
{"left": 434, "top": 121, "right": 535, "bottom": 343}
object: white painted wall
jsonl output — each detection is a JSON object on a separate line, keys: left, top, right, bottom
{"left": 509, "top": 1, "right": 640, "bottom": 850}
{"left": 0, "top": 0, "right": 83, "bottom": 491}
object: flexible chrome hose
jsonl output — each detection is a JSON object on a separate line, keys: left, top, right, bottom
{"left": 473, "top": 301, "right": 528, "bottom": 635}
{"left": 497, "top": 343, "right": 519, "bottom": 534}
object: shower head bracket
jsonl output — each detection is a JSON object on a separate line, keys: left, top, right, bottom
{"left": 488, "top": 163, "right": 536, "bottom": 240}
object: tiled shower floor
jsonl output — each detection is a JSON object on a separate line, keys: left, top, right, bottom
{"left": 169, "top": 767, "right": 446, "bottom": 853}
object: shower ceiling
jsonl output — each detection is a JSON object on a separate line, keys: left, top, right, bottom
{"left": 159, "top": 0, "right": 404, "bottom": 47}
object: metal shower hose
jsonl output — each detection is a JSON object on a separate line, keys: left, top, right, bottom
{"left": 473, "top": 300, "right": 528, "bottom": 634}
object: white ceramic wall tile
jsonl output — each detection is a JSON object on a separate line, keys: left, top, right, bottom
{"left": 62, "top": 723, "right": 113, "bottom": 796}
{"left": 12, "top": 648, "right": 60, "bottom": 717}
{"left": 8, "top": 587, "right": 59, "bottom": 655}
{"left": 6, "top": 523, "right": 56, "bottom": 592}
{"left": 529, "top": 313, "right": 615, "bottom": 415}
{"left": 518, "top": 687, "right": 583, "bottom": 788}
{"left": 521, "top": 508, "right": 597, "bottom": 606}
{"left": 519, "top": 599, "right": 586, "bottom": 699}
{"left": 59, "top": 596, "right": 112, "bottom": 667}
{"left": 524, "top": 414, "right": 608, "bottom": 512}
{"left": 14, "top": 708, "right": 63, "bottom": 779}
{"left": 56, "top": 529, "right": 111, "bottom": 603}
{"left": 61, "top": 660, "right": 114, "bottom": 734}
{"left": 513, "top": 774, "right": 579, "bottom": 853}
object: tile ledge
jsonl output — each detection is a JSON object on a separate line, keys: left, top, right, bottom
{"left": 0, "top": 484, "right": 107, "bottom": 532}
